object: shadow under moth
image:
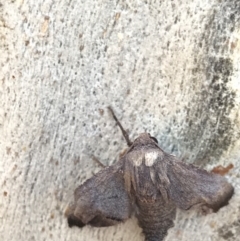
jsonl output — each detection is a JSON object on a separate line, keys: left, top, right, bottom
{"left": 66, "top": 107, "right": 234, "bottom": 241}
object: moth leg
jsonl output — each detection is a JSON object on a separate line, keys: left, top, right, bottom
{"left": 91, "top": 155, "right": 106, "bottom": 168}
{"left": 108, "top": 106, "right": 133, "bottom": 147}
{"left": 136, "top": 199, "right": 176, "bottom": 241}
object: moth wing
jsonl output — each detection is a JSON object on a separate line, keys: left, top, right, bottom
{"left": 155, "top": 153, "right": 233, "bottom": 211}
{"left": 67, "top": 164, "right": 132, "bottom": 228}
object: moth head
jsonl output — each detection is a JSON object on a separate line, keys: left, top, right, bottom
{"left": 132, "top": 133, "right": 158, "bottom": 146}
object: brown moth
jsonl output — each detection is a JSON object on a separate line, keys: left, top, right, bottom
{"left": 66, "top": 107, "right": 234, "bottom": 241}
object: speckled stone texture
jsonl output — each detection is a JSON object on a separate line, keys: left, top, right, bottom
{"left": 1, "top": 0, "right": 240, "bottom": 241}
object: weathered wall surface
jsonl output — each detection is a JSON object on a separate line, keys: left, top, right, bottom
{"left": 1, "top": 0, "right": 240, "bottom": 240}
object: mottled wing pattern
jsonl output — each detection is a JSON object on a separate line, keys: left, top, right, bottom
{"left": 155, "top": 152, "right": 234, "bottom": 211}
{"left": 123, "top": 148, "right": 176, "bottom": 241}
{"left": 123, "top": 145, "right": 233, "bottom": 241}
{"left": 66, "top": 131, "right": 233, "bottom": 241}
{"left": 66, "top": 164, "right": 132, "bottom": 228}
{"left": 123, "top": 148, "right": 165, "bottom": 199}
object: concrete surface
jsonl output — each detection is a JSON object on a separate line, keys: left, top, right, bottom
{"left": 1, "top": 0, "right": 240, "bottom": 240}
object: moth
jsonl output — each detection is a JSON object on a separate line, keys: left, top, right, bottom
{"left": 66, "top": 107, "right": 234, "bottom": 241}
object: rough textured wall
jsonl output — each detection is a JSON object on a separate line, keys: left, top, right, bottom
{"left": 1, "top": 0, "right": 240, "bottom": 241}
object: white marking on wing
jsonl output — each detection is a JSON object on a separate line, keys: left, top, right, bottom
{"left": 145, "top": 151, "right": 158, "bottom": 166}
{"left": 128, "top": 151, "right": 143, "bottom": 166}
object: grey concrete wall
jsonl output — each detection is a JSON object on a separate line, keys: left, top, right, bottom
{"left": 1, "top": 0, "right": 240, "bottom": 240}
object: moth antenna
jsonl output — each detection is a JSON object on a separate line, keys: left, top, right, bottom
{"left": 91, "top": 155, "right": 106, "bottom": 168}
{"left": 108, "top": 106, "right": 133, "bottom": 147}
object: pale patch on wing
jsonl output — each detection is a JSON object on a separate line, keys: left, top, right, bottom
{"left": 145, "top": 151, "right": 159, "bottom": 166}
{"left": 128, "top": 151, "right": 143, "bottom": 166}
{"left": 150, "top": 168, "right": 156, "bottom": 184}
